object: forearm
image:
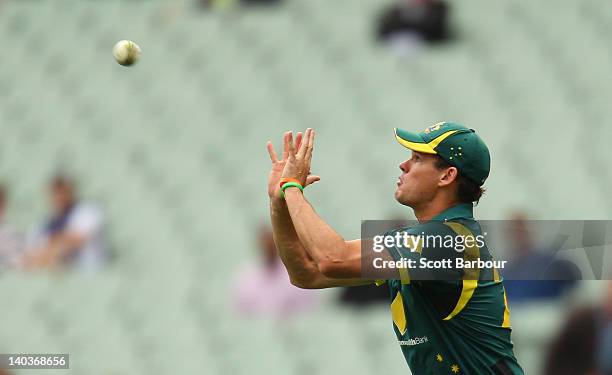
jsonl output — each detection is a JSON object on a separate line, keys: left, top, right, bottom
{"left": 284, "top": 188, "right": 361, "bottom": 278}
{"left": 269, "top": 197, "right": 322, "bottom": 285}
{"left": 266, "top": 128, "right": 365, "bottom": 285}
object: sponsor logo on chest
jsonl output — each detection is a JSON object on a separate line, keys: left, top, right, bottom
{"left": 398, "top": 336, "right": 429, "bottom": 346}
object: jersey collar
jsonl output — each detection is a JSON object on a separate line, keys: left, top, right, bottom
{"left": 429, "top": 203, "right": 474, "bottom": 222}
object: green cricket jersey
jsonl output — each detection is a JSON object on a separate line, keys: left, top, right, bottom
{"left": 379, "top": 203, "right": 523, "bottom": 375}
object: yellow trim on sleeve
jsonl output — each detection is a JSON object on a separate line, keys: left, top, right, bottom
{"left": 399, "top": 267, "right": 411, "bottom": 285}
{"left": 444, "top": 279, "right": 478, "bottom": 321}
{"left": 442, "top": 222, "right": 481, "bottom": 321}
{"left": 412, "top": 236, "right": 423, "bottom": 254}
{"left": 393, "top": 235, "right": 419, "bottom": 284}
{"left": 502, "top": 289, "right": 512, "bottom": 328}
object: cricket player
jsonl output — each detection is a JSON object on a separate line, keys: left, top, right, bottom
{"left": 267, "top": 122, "right": 523, "bottom": 375}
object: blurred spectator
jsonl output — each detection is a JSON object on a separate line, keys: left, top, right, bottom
{"left": 376, "top": 0, "right": 451, "bottom": 51}
{"left": 544, "top": 281, "right": 612, "bottom": 375}
{"left": 239, "top": 0, "right": 281, "bottom": 5}
{"left": 0, "top": 185, "right": 24, "bottom": 269}
{"left": 502, "top": 213, "right": 578, "bottom": 303}
{"left": 199, "top": 0, "right": 234, "bottom": 8}
{"left": 24, "top": 175, "right": 106, "bottom": 271}
{"left": 234, "top": 226, "right": 317, "bottom": 317}
{"left": 199, "top": 0, "right": 281, "bottom": 9}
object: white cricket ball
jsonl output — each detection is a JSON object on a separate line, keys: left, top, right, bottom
{"left": 113, "top": 40, "right": 141, "bottom": 66}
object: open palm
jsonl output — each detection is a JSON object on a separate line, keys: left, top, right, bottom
{"left": 267, "top": 131, "right": 320, "bottom": 199}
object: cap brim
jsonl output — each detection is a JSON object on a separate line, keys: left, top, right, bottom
{"left": 394, "top": 128, "right": 437, "bottom": 154}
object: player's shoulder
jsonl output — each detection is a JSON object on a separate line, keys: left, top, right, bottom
{"left": 73, "top": 202, "right": 101, "bottom": 215}
{"left": 391, "top": 220, "right": 460, "bottom": 237}
{"left": 69, "top": 202, "right": 104, "bottom": 224}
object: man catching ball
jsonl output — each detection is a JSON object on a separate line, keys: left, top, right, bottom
{"left": 267, "top": 122, "right": 523, "bottom": 375}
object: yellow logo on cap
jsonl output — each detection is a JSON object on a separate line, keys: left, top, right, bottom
{"left": 424, "top": 122, "right": 444, "bottom": 134}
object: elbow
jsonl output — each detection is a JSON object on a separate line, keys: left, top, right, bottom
{"left": 315, "top": 241, "right": 360, "bottom": 279}
{"left": 287, "top": 266, "right": 322, "bottom": 289}
{"left": 318, "top": 259, "right": 348, "bottom": 279}
{"left": 289, "top": 277, "right": 313, "bottom": 289}
{"left": 289, "top": 275, "right": 320, "bottom": 289}
{"left": 317, "top": 253, "right": 361, "bottom": 279}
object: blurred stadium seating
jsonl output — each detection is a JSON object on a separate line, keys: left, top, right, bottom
{"left": 0, "top": 0, "right": 610, "bottom": 374}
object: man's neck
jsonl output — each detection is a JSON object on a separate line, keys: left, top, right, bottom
{"left": 413, "top": 198, "right": 460, "bottom": 223}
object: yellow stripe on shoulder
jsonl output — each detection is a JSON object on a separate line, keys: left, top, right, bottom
{"left": 442, "top": 222, "right": 481, "bottom": 321}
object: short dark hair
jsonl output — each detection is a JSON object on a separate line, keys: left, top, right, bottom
{"left": 50, "top": 174, "right": 74, "bottom": 190}
{"left": 434, "top": 156, "right": 485, "bottom": 205}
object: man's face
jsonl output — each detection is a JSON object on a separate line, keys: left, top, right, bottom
{"left": 395, "top": 151, "right": 444, "bottom": 207}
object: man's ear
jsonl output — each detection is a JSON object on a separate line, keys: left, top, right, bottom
{"left": 438, "top": 167, "right": 458, "bottom": 188}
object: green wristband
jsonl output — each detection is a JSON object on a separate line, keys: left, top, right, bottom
{"left": 280, "top": 181, "right": 304, "bottom": 198}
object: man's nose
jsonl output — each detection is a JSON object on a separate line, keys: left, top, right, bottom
{"left": 399, "top": 159, "right": 410, "bottom": 173}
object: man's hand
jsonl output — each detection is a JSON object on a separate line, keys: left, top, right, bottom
{"left": 267, "top": 130, "right": 320, "bottom": 199}
{"left": 281, "top": 128, "right": 316, "bottom": 186}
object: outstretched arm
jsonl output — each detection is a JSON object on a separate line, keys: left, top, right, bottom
{"left": 267, "top": 132, "right": 368, "bottom": 288}
{"left": 280, "top": 129, "right": 367, "bottom": 280}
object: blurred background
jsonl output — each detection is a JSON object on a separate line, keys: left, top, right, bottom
{"left": 0, "top": 0, "right": 611, "bottom": 374}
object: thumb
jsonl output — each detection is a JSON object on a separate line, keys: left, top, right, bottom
{"left": 305, "top": 175, "right": 321, "bottom": 187}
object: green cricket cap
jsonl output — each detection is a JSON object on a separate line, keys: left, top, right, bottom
{"left": 394, "top": 121, "right": 490, "bottom": 186}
